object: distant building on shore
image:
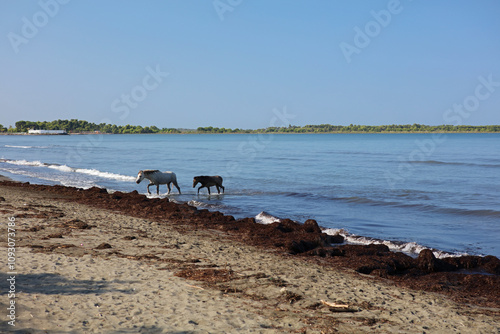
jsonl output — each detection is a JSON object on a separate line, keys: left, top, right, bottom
{"left": 28, "top": 129, "right": 67, "bottom": 135}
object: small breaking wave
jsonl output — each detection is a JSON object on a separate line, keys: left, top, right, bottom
{"left": 1, "top": 159, "right": 47, "bottom": 167}
{"left": 4, "top": 145, "right": 50, "bottom": 149}
{"left": 0, "top": 159, "right": 135, "bottom": 182}
{"left": 187, "top": 200, "right": 234, "bottom": 212}
{"left": 251, "top": 212, "right": 465, "bottom": 258}
{"left": 255, "top": 211, "right": 281, "bottom": 224}
{"left": 0, "top": 167, "right": 97, "bottom": 189}
{"left": 188, "top": 200, "right": 212, "bottom": 208}
{"left": 74, "top": 168, "right": 135, "bottom": 182}
{"left": 322, "top": 228, "right": 466, "bottom": 259}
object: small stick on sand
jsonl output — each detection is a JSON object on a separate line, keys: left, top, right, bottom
{"left": 186, "top": 284, "right": 205, "bottom": 290}
{"left": 321, "top": 299, "right": 349, "bottom": 308}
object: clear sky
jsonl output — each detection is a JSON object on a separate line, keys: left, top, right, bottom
{"left": 1, "top": 1, "right": 499, "bottom": 129}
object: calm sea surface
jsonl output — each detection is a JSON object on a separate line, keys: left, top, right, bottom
{"left": 1, "top": 133, "right": 499, "bottom": 257}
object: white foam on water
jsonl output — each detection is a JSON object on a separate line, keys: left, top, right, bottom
{"left": 1, "top": 159, "right": 46, "bottom": 167}
{"left": 253, "top": 216, "right": 467, "bottom": 258}
{"left": 187, "top": 200, "right": 231, "bottom": 211}
{"left": 4, "top": 145, "right": 50, "bottom": 149}
{"left": 322, "top": 228, "right": 466, "bottom": 259}
{"left": 255, "top": 211, "right": 281, "bottom": 224}
{"left": 145, "top": 193, "right": 168, "bottom": 199}
{"left": 74, "top": 168, "right": 136, "bottom": 182}
{"left": 0, "top": 167, "right": 97, "bottom": 189}
{"left": 48, "top": 164, "right": 73, "bottom": 173}
{"left": 1, "top": 159, "right": 135, "bottom": 182}
{"left": 188, "top": 200, "right": 204, "bottom": 207}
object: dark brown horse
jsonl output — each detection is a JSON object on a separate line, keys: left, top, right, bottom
{"left": 193, "top": 175, "right": 224, "bottom": 195}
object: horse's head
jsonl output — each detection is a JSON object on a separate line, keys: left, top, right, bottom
{"left": 193, "top": 177, "right": 200, "bottom": 188}
{"left": 136, "top": 171, "right": 145, "bottom": 184}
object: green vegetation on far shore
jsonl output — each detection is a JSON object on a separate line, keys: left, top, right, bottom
{"left": 1, "top": 119, "right": 499, "bottom": 134}
{"left": 196, "top": 124, "right": 500, "bottom": 133}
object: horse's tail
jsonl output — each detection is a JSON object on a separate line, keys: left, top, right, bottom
{"left": 172, "top": 172, "right": 181, "bottom": 193}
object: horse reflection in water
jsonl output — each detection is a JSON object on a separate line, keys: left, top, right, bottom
{"left": 136, "top": 170, "right": 181, "bottom": 195}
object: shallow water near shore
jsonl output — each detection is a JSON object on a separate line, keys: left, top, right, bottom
{"left": 1, "top": 133, "right": 499, "bottom": 257}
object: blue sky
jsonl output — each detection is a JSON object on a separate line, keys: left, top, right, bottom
{"left": 1, "top": 0, "right": 499, "bottom": 129}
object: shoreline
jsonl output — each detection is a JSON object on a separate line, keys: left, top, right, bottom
{"left": 0, "top": 174, "right": 13, "bottom": 182}
{"left": 2, "top": 131, "right": 500, "bottom": 135}
{"left": 0, "top": 180, "right": 499, "bottom": 332}
{"left": 1, "top": 181, "right": 499, "bottom": 290}
{"left": 0, "top": 171, "right": 495, "bottom": 260}
{"left": 0, "top": 170, "right": 497, "bottom": 256}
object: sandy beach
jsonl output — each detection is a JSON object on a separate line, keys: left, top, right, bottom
{"left": 0, "top": 180, "right": 499, "bottom": 333}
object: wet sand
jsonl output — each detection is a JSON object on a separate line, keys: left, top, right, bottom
{"left": 0, "top": 180, "right": 499, "bottom": 333}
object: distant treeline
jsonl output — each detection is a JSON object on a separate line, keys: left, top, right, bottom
{"left": 197, "top": 124, "right": 500, "bottom": 133}
{"left": 5, "top": 120, "right": 181, "bottom": 134}
{"left": 1, "top": 119, "right": 499, "bottom": 134}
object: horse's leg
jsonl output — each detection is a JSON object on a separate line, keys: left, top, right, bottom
{"left": 197, "top": 186, "right": 202, "bottom": 194}
{"left": 216, "top": 185, "right": 221, "bottom": 194}
{"left": 147, "top": 183, "right": 152, "bottom": 195}
{"left": 207, "top": 186, "right": 211, "bottom": 195}
{"left": 166, "top": 183, "right": 171, "bottom": 195}
{"left": 156, "top": 184, "right": 160, "bottom": 195}
{"left": 221, "top": 185, "right": 225, "bottom": 193}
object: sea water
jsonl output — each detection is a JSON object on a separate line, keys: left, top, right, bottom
{"left": 1, "top": 133, "right": 499, "bottom": 258}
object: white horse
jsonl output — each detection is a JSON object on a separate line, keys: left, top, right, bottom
{"left": 136, "top": 170, "right": 181, "bottom": 195}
